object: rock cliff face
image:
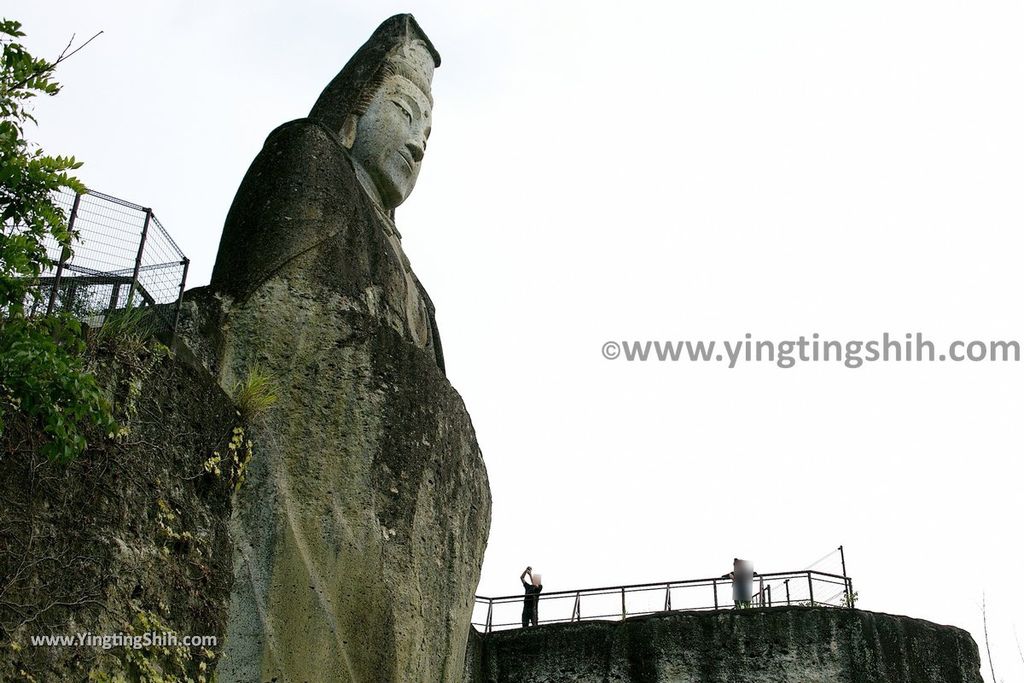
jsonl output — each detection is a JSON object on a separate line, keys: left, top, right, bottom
{"left": 465, "top": 607, "right": 983, "bottom": 683}
{"left": 0, "top": 281, "right": 490, "bottom": 683}
{"left": 0, "top": 342, "right": 238, "bottom": 682}
{"left": 176, "top": 284, "right": 491, "bottom": 682}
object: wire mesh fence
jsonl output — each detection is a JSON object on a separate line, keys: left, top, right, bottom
{"left": 22, "top": 188, "right": 189, "bottom": 333}
{"left": 750, "top": 546, "right": 854, "bottom": 609}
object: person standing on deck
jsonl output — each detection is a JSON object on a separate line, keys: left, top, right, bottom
{"left": 723, "top": 558, "right": 757, "bottom": 608}
{"left": 520, "top": 566, "right": 543, "bottom": 627}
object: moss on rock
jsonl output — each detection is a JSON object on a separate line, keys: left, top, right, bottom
{"left": 0, "top": 341, "right": 239, "bottom": 682}
{"left": 468, "top": 607, "right": 984, "bottom": 683}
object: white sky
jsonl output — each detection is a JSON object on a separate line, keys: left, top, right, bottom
{"left": 13, "top": 1, "right": 1024, "bottom": 679}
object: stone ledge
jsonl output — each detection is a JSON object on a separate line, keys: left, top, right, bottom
{"left": 466, "top": 606, "right": 983, "bottom": 683}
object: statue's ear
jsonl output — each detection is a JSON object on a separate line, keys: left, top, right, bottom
{"left": 339, "top": 113, "right": 359, "bottom": 149}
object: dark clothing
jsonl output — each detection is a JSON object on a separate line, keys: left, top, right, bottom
{"left": 522, "top": 580, "right": 543, "bottom": 627}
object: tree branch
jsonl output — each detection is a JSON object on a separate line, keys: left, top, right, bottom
{"left": 982, "top": 594, "right": 998, "bottom": 683}
{"left": 52, "top": 30, "right": 103, "bottom": 69}
{"left": 6, "top": 30, "right": 103, "bottom": 93}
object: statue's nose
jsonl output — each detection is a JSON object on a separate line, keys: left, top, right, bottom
{"left": 406, "top": 140, "right": 424, "bottom": 163}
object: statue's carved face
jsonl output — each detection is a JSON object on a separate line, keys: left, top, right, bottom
{"left": 350, "top": 46, "right": 433, "bottom": 210}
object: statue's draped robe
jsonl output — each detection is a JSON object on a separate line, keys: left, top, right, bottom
{"left": 211, "top": 118, "right": 445, "bottom": 373}
{"left": 206, "top": 119, "right": 489, "bottom": 682}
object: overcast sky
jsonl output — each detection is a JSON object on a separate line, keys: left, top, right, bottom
{"left": 13, "top": 1, "right": 1024, "bottom": 679}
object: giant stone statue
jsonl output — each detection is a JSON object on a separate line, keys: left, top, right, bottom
{"left": 194, "top": 14, "right": 490, "bottom": 682}
{"left": 211, "top": 14, "right": 445, "bottom": 370}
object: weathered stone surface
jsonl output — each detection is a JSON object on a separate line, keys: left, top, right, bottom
{"left": 178, "top": 279, "right": 490, "bottom": 683}
{"left": 208, "top": 117, "right": 446, "bottom": 372}
{"left": 464, "top": 627, "right": 486, "bottom": 683}
{"left": 210, "top": 14, "right": 445, "bottom": 372}
{"left": 194, "top": 13, "right": 491, "bottom": 682}
{"left": 467, "top": 608, "right": 984, "bottom": 683}
{"left": 0, "top": 344, "right": 238, "bottom": 681}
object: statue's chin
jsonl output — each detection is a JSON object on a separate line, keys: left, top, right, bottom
{"left": 352, "top": 161, "right": 406, "bottom": 210}
{"left": 377, "top": 178, "right": 409, "bottom": 211}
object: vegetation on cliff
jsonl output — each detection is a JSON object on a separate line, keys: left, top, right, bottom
{"left": 1, "top": 335, "right": 240, "bottom": 682}
{"left": 0, "top": 17, "right": 114, "bottom": 463}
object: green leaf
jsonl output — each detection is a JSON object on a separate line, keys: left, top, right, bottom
{"left": 0, "top": 18, "right": 109, "bottom": 463}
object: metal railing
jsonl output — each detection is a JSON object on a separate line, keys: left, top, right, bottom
{"left": 472, "top": 568, "right": 855, "bottom": 633}
{"left": 21, "top": 188, "right": 189, "bottom": 334}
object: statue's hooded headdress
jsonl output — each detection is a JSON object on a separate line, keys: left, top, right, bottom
{"left": 309, "top": 14, "right": 440, "bottom": 136}
{"left": 211, "top": 14, "right": 446, "bottom": 371}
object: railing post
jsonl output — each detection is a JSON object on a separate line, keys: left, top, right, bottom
{"left": 807, "top": 573, "right": 815, "bottom": 606}
{"left": 107, "top": 283, "right": 122, "bottom": 316}
{"left": 713, "top": 579, "right": 719, "bottom": 609}
{"left": 785, "top": 579, "right": 790, "bottom": 605}
{"left": 46, "top": 192, "right": 81, "bottom": 316}
{"left": 664, "top": 584, "right": 671, "bottom": 612}
{"left": 485, "top": 600, "right": 493, "bottom": 633}
{"left": 839, "top": 544, "right": 851, "bottom": 607}
{"left": 767, "top": 584, "right": 772, "bottom": 607}
{"left": 64, "top": 280, "right": 79, "bottom": 315}
{"left": 846, "top": 577, "right": 855, "bottom": 608}
{"left": 127, "top": 208, "right": 152, "bottom": 308}
{"left": 621, "top": 587, "right": 626, "bottom": 620}
{"left": 171, "top": 257, "right": 190, "bottom": 336}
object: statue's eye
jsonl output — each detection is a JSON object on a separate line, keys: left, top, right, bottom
{"left": 391, "top": 100, "right": 413, "bottom": 124}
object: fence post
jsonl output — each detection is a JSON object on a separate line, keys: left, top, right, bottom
{"left": 839, "top": 544, "right": 851, "bottom": 606}
{"left": 107, "top": 283, "right": 122, "bottom": 316}
{"left": 46, "top": 192, "right": 81, "bottom": 316}
{"left": 846, "top": 577, "right": 855, "bottom": 608}
{"left": 807, "top": 573, "right": 815, "bottom": 606}
{"left": 172, "top": 256, "right": 190, "bottom": 336}
{"left": 127, "top": 208, "right": 152, "bottom": 309}
{"left": 713, "top": 579, "right": 719, "bottom": 609}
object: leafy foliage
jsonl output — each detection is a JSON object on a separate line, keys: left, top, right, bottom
{"left": 206, "top": 426, "right": 254, "bottom": 491}
{"left": 0, "top": 18, "right": 115, "bottom": 462}
{"left": 0, "top": 317, "right": 115, "bottom": 461}
{"left": 0, "top": 19, "right": 84, "bottom": 307}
